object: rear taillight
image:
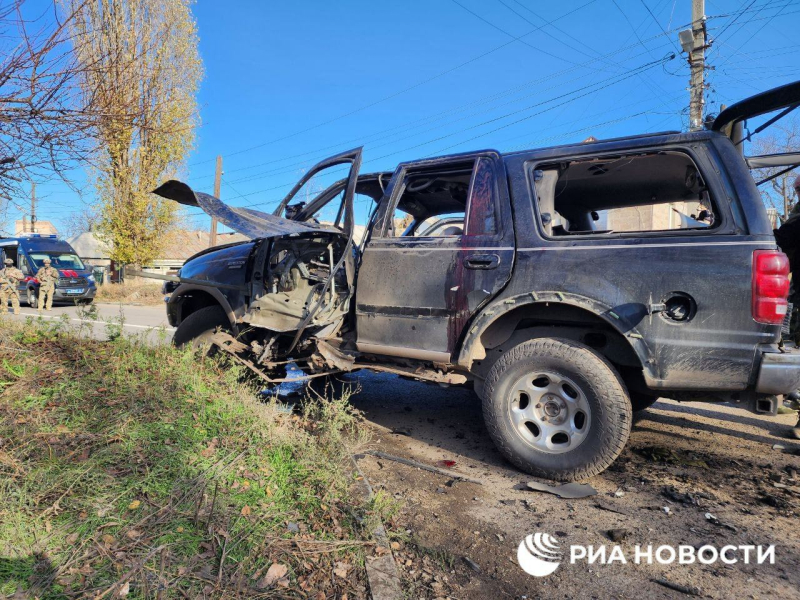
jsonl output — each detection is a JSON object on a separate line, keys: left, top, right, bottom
{"left": 752, "top": 249, "right": 790, "bottom": 324}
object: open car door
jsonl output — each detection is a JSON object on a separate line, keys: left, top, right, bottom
{"left": 712, "top": 80, "right": 800, "bottom": 173}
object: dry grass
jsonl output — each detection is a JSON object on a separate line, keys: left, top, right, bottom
{"left": 94, "top": 281, "right": 164, "bottom": 306}
{"left": 0, "top": 316, "right": 377, "bottom": 599}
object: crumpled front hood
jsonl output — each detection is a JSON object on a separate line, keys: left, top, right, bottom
{"left": 152, "top": 180, "right": 341, "bottom": 240}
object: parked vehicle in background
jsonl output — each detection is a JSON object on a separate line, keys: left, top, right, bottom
{"left": 0, "top": 234, "right": 97, "bottom": 306}
{"left": 142, "top": 81, "right": 800, "bottom": 481}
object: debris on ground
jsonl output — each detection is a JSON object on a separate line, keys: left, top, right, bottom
{"left": 662, "top": 486, "right": 702, "bottom": 506}
{"left": 606, "top": 528, "right": 630, "bottom": 542}
{"left": 525, "top": 480, "right": 597, "bottom": 499}
{"left": 652, "top": 578, "right": 702, "bottom": 596}
{"left": 637, "top": 445, "right": 709, "bottom": 468}
{"left": 364, "top": 450, "right": 484, "bottom": 484}
{"left": 462, "top": 557, "right": 481, "bottom": 573}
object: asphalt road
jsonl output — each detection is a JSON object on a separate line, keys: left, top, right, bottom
{"left": 1, "top": 301, "right": 175, "bottom": 342}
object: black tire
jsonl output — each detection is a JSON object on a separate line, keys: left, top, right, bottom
{"left": 482, "top": 337, "right": 632, "bottom": 482}
{"left": 173, "top": 305, "right": 230, "bottom": 349}
{"left": 630, "top": 391, "right": 659, "bottom": 412}
{"left": 27, "top": 287, "right": 37, "bottom": 307}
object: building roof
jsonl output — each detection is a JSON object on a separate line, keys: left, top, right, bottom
{"left": 67, "top": 231, "right": 110, "bottom": 259}
{"left": 66, "top": 230, "right": 250, "bottom": 262}
{"left": 15, "top": 220, "right": 58, "bottom": 235}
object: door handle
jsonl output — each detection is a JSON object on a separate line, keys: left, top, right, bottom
{"left": 464, "top": 253, "right": 500, "bottom": 270}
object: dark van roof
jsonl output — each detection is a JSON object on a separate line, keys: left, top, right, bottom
{"left": 0, "top": 234, "right": 77, "bottom": 253}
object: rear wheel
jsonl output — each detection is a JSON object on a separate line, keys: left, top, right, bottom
{"left": 482, "top": 337, "right": 632, "bottom": 481}
{"left": 173, "top": 305, "right": 230, "bottom": 349}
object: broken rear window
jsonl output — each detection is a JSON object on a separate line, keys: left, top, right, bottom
{"left": 531, "top": 151, "right": 718, "bottom": 237}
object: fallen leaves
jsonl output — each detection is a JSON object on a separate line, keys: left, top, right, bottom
{"left": 258, "top": 562, "right": 289, "bottom": 588}
{"left": 333, "top": 561, "right": 351, "bottom": 578}
{"left": 240, "top": 505, "right": 251, "bottom": 517}
{"left": 200, "top": 437, "right": 219, "bottom": 458}
{"left": 127, "top": 500, "right": 140, "bottom": 510}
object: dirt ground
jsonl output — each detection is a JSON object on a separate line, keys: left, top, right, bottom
{"left": 341, "top": 373, "right": 800, "bottom": 600}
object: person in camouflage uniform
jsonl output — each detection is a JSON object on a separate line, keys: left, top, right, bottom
{"left": 773, "top": 175, "right": 800, "bottom": 439}
{"left": 0, "top": 258, "right": 23, "bottom": 315}
{"left": 35, "top": 257, "right": 58, "bottom": 313}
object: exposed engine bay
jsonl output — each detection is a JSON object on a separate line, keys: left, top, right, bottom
{"left": 241, "top": 232, "right": 353, "bottom": 366}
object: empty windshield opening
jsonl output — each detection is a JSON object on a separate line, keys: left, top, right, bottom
{"left": 533, "top": 151, "right": 717, "bottom": 236}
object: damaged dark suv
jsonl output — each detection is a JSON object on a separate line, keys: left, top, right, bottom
{"left": 144, "top": 82, "right": 800, "bottom": 481}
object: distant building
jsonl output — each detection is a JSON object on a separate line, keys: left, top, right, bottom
{"left": 67, "top": 230, "right": 250, "bottom": 283}
{"left": 766, "top": 207, "right": 780, "bottom": 229}
{"left": 14, "top": 219, "right": 58, "bottom": 235}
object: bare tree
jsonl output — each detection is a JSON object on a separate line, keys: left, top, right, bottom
{"left": 0, "top": 1, "right": 103, "bottom": 215}
{"left": 61, "top": 205, "right": 98, "bottom": 237}
{"left": 750, "top": 118, "right": 800, "bottom": 219}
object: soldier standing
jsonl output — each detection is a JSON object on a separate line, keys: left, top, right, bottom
{"left": 35, "top": 257, "right": 58, "bottom": 313}
{"left": 0, "top": 258, "right": 23, "bottom": 315}
{"left": 774, "top": 175, "right": 800, "bottom": 439}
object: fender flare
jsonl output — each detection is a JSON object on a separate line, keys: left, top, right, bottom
{"left": 169, "top": 284, "right": 239, "bottom": 332}
{"left": 456, "top": 290, "right": 656, "bottom": 377}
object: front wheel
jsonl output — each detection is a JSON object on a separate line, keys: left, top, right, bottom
{"left": 482, "top": 337, "right": 632, "bottom": 482}
{"left": 173, "top": 305, "right": 230, "bottom": 349}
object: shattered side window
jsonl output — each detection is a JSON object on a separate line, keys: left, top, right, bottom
{"left": 381, "top": 162, "right": 474, "bottom": 238}
{"left": 533, "top": 151, "right": 718, "bottom": 237}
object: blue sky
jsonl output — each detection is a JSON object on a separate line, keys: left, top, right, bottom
{"left": 25, "top": 0, "right": 800, "bottom": 234}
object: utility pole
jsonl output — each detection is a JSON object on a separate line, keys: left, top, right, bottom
{"left": 210, "top": 155, "right": 222, "bottom": 247}
{"left": 688, "top": 0, "right": 706, "bottom": 131}
{"left": 30, "top": 182, "right": 36, "bottom": 233}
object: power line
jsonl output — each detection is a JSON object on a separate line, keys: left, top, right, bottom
{"left": 449, "top": 0, "right": 603, "bottom": 69}
{"left": 177, "top": 53, "right": 673, "bottom": 219}
{"left": 639, "top": 0, "right": 681, "bottom": 54}
{"left": 715, "top": 1, "right": 793, "bottom": 69}
{"left": 189, "top": 19, "right": 688, "bottom": 186}
{"left": 187, "top": 0, "right": 601, "bottom": 168}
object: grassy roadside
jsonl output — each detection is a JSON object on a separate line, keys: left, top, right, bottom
{"left": 0, "top": 316, "right": 375, "bottom": 598}
{"left": 95, "top": 282, "right": 164, "bottom": 306}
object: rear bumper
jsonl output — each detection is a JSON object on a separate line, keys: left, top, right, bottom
{"left": 755, "top": 345, "right": 800, "bottom": 394}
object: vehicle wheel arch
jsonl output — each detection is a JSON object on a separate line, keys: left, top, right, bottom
{"left": 457, "top": 291, "right": 656, "bottom": 379}
{"left": 169, "top": 284, "right": 239, "bottom": 333}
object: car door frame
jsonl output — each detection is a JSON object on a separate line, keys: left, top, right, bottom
{"left": 355, "top": 150, "right": 515, "bottom": 362}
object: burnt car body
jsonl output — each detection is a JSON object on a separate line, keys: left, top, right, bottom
{"left": 146, "top": 82, "right": 800, "bottom": 481}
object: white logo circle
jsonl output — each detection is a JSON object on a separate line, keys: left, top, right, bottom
{"left": 517, "top": 533, "right": 562, "bottom": 577}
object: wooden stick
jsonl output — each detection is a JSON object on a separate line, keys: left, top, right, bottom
{"left": 364, "top": 450, "right": 484, "bottom": 485}
{"left": 652, "top": 578, "right": 702, "bottom": 596}
{"left": 95, "top": 545, "right": 167, "bottom": 600}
